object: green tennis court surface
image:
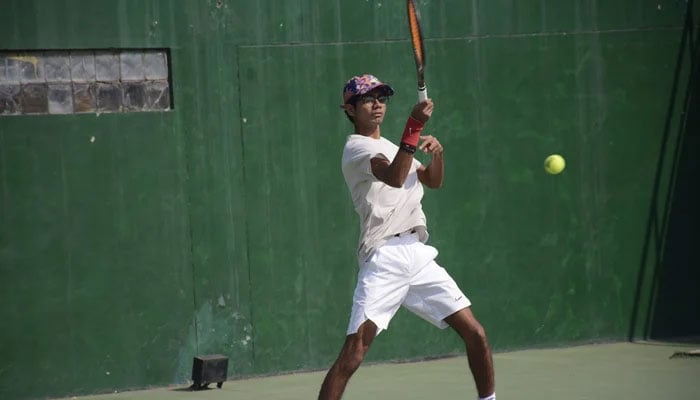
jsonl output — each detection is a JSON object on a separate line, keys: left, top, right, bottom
{"left": 61, "top": 341, "right": 700, "bottom": 400}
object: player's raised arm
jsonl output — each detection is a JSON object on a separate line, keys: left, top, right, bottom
{"left": 372, "top": 100, "right": 433, "bottom": 187}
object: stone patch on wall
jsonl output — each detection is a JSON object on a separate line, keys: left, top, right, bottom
{"left": 0, "top": 50, "right": 171, "bottom": 116}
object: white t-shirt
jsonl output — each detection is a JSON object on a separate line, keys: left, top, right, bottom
{"left": 341, "top": 134, "right": 429, "bottom": 261}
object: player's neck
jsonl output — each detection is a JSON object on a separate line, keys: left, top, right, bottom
{"left": 354, "top": 124, "right": 381, "bottom": 139}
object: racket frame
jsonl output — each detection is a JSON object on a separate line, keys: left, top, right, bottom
{"left": 407, "top": 0, "right": 428, "bottom": 101}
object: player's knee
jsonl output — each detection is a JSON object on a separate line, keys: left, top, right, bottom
{"left": 338, "top": 347, "right": 366, "bottom": 375}
{"left": 463, "top": 320, "right": 488, "bottom": 345}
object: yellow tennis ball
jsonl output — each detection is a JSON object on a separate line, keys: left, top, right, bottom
{"left": 544, "top": 154, "right": 566, "bottom": 174}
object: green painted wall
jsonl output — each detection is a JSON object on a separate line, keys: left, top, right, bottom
{"left": 0, "top": 1, "right": 696, "bottom": 399}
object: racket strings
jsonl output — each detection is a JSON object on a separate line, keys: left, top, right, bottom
{"left": 407, "top": 7, "right": 424, "bottom": 64}
{"left": 407, "top": 1, "right": 424, "bottom": 71}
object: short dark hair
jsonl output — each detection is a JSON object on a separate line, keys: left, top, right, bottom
{"left": 343, "top": 96, "right": 360, "bottom": 123}
{"left": 344, "top": 109, "right": 355, "bottom": 123}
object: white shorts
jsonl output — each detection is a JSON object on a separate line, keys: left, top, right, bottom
{"left": 347, "top": 232, "right": 471, "bottom": 335}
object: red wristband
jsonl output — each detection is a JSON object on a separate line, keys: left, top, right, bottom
{"left": 401, "top": 117, "right": 424, "bottom": 148}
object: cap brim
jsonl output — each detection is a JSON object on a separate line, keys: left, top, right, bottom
{"left": 372, "top": 84, "right": 394, "bottom": 96}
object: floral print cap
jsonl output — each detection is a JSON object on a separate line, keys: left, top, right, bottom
{"left": 342, "top": 74, "right": 395, "bottom": 104}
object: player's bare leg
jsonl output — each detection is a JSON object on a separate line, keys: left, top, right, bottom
{"left": 318, "top": 319, "right": 378, "bottom": 400}
{"left": 444, "top": 307, "right": 495, "bottom": 398}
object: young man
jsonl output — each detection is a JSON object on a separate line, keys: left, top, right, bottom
{"left": 317, "top": 74, "right": 496, "bottom": 400}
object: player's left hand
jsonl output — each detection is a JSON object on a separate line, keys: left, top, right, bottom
{"left": 418, "top": 135, "right": 443, "bottom": 156}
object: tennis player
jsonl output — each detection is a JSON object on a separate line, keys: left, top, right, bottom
{"left": 317, "top": 74, "right": 496, "bottom": 400}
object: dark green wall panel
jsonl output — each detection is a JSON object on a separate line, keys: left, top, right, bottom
{"left": 1, "top": 1, "right": 256, "bottom": 399}
{"left": 423, "top": 29, "right": 686, "bottom": 348}
{"left": 179, "top": 34, "right": 255, "bottom": 376}
{"left": 0, "top": 114, "right": 195, "bottom": 399}
{"left": 0, "top": 1, "right": 696, "bottom": 399}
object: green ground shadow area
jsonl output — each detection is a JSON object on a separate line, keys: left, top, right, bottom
{"left": 61, "top": 341, "right": 700, "bottom": 400}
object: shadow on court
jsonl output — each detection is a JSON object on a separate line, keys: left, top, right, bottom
{"left": 59, "top": 341, "right": 700, "bottom": 400}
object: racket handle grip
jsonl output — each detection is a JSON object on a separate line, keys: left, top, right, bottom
{"left": 417, "top": 85, "right": 428, "bottom": 102}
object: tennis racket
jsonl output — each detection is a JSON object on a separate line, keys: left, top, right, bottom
{"left": 407, "top": 0, "right": 427, "bottom": 102}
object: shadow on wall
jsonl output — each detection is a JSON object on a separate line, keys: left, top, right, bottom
{"left": 630, "top": 0, "right": 700, "bottom": 341}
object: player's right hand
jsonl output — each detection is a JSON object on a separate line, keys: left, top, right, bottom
{"left": 410, "top": 99, "right": 434, "bottom": 124}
